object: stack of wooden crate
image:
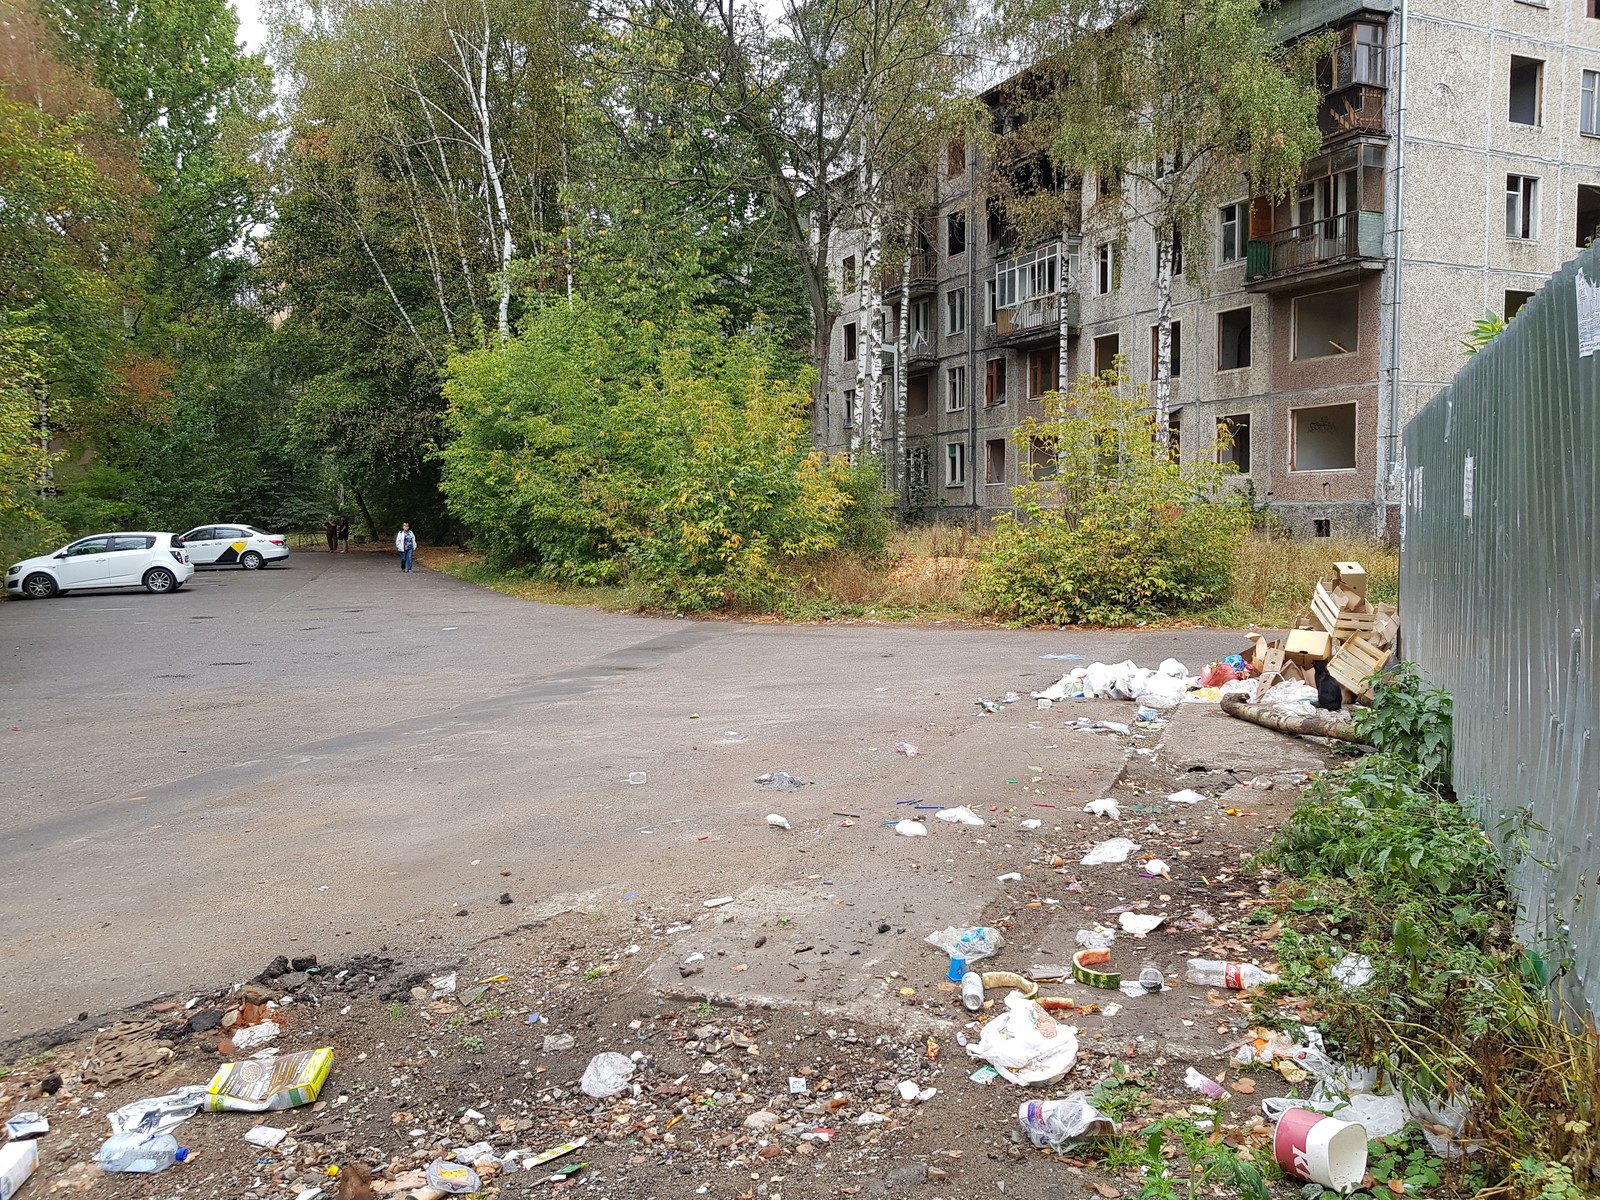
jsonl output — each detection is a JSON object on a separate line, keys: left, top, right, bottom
{"left": 1241, "top": 561, "right": 1398, "bottom": 705}
{"left": 1314, "top": 562, "right": 1398, "bottom": 702}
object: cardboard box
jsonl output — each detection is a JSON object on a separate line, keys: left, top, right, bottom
{"left": 1285, "top": 629, "right": 1334, "bottom": 661}
{"left": 1333, "top": 561, "right": 1368, "bottom": 598}
{"left": 0, "top": 1139, "right": 39, "bottom": 1200}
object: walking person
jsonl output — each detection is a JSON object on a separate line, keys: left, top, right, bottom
{"left": 395, "top": 522, "right": 416, "bottom": 573}
{"left": 323, "top": 514, "right": 339, "bottom": 554}
{"left": 337, "top": 514, "right": 350, "bottom": 552}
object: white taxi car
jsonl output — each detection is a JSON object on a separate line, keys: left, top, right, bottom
{"left": 6, "top": 533, "right": 193, "bottom": 598}
{"left": 180, "top": 525, "right": 290, "bottom": 570}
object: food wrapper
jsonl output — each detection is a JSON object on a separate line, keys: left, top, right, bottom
{"left": 204, "top": 1047, "right": 333, "bottom": 1112}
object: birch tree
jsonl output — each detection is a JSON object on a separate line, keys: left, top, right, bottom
{"left": 633, "top": 0, "right": 971, "bottom": 414}
{"left": 996, "top": 0, "right": 1324, "bottom": 447}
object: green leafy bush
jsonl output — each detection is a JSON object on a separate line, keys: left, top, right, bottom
{"left": 1352, "top": 662, "right": 1453, "bottom": 785}
{"left": 971, "top": 363, "right": 1249, "bottom": 625}
{"left": 439, "top": 301, "right": 857, "bottom": 609}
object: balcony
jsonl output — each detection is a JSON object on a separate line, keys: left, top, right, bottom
{"left": 1319, "top": 85, "right": 1385, "bottom": 140}
{"left": 905, "top": 330, "right": 938, "bottom": 366}
{"left": 882, "top": 250, "right": 939, "bottom": 296}
{"left": 995, "top": 292, "right": 1080, "bottom": 344}
{"left": 1245, "top": 210, "right": 1386, "bottom": 291}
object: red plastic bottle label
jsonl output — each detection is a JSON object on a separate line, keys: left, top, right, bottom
{"left": 1223, "top": 963, "right": 1243, "bottom": 989}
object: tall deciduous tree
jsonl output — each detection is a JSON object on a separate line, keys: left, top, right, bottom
{"left": 999, "top": 0, "right": 1324, "bottom": 445}
{"left": 631, "top": 0, "right": 971, "bottom": 416}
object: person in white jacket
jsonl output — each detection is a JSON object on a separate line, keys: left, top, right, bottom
{"left": 395, "top": 523, "right": 417, "bottom": 573}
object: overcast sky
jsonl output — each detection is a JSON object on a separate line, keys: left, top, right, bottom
{"left": 232, "top": 0, "right": 267, "bottom": 54}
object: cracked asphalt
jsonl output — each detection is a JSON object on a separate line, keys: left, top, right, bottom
{"left": 1, "top": 549, "right": 1249, "bottom": 1037}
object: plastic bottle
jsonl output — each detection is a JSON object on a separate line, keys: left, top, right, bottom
{"left": 96, "top": 1132, "right": 189, "bottom": 1173}
{"left": 1184, "top": 959, "right": 1277, "bottom": 989}
{"left": 961, "top": 971, "right": 986, "bottom": 1012}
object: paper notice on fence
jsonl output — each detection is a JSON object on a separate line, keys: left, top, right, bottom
{"left": 1577, "top": 268, "right": 1600, "bottom": 359}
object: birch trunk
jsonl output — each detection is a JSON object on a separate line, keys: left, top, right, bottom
{"left": 893, "top": 220, "right": 912, "bottom": 496}
{"left": 857, "top": 206, "right": 884, "bottom": 456}
{"left": 1153, "top": 235, "right": 1174, "bottom": 454}
{"left": 450, "top": 10, "right": 514, "bottom": 346}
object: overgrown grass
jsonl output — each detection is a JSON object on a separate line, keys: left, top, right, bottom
{"left": 1201, "top": 532, "right": 1398, "bottom": 626}
{"left": 1254, "top": 667, "right": 1600, "bottom": 1194}
{"left": 423, "top": 526, "right": 1398, "bottom": 630}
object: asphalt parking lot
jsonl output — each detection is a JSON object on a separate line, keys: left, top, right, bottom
{"left": 1, "top": 549, "right": 1247, "bottom": 1035}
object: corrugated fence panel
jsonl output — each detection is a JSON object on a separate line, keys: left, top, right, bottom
{"left": 1402, "top": 246, "right": 1600, "bottom": 1015}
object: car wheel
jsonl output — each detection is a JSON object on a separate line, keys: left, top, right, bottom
{"left": 240, "top": 550, "right": 263, "bottom": 570}
{"left": 22, "top": 573, "right": 58, "bottom": 599}
{"left": 143, "top": 567, "right": 177, "bottom": 594}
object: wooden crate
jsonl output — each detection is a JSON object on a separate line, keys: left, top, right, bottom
{"left": 1311, "top": 581, "right": 1375, "bottom": 637}
{"left": 1326, "top": 634, "right": 1391, "bottom": 699}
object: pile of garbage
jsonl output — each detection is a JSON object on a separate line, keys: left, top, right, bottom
{"left": 1031, "top": 657, "right": 1197, "bottom": 710}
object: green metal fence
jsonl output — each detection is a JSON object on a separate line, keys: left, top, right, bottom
{"left": 1401, "top": 245, "right": 1600, "bottom": 1013}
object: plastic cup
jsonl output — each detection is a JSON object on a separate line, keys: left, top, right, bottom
{"left": 947, "top": 953, "right": 966, "bottom": 983}
{"left": 1274, "top": 1107, "right": 1368, "bottom": 1192}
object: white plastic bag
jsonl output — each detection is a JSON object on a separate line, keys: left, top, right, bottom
{"left": 1081, "top": 837, "right": 1141, "bottom": 865}
{"left": 894, "top": 819, "right": 928, "bottom": 837}
{"left": 579, "top": 1052, "right": 635, "bottom": 1098}
{"left": 1083, "top": 798, "right": 1121, "bottom": 819}
{"left": 935, "top": 805, "right": 985, "bottom": 826}
{"left": 1157, "top": 657, "right": 1188, "bottom": 677}
{"left": 1136, "top": 672, "right": 1187, "bottom": 710}
{"left": 966, "top": 991, "right": 1079, "bottom": 1086}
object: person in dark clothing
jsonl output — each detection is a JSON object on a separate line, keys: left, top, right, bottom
{"left": 323, "top": 515, "right": 339, "bottom": 553}
{"left": 337, "top": 514, "right": 350, "bottom": 552}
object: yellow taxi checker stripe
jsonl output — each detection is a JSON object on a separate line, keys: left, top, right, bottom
{"left": 230, "top": 541, "right": 248, "bottom": 553}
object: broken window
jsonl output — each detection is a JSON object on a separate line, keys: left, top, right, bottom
{"left": 1218, "top": 415, "right": 1251, "bottom": 473}
{"left": 1578, "top": 185, "right": 1600, "bottom": 249}
{"left": 844, "top": 389, "right": 857, "bottom": 427}
{"left": 1291, "top": 403, "right": 1358, "bottom": 471}
{"left": 1292, "top": 289, "right": 1359, "bottom": 360}
{"left": 1096, "top": 242, "right": 1114, "bottom": 294}
{"left": 945, "top": 440, "right": 967, "bottom": 486}
{"left": 985, "top": 357, "right": 1007, "bottom": 406}
{"left": 1583, "top": 70, "right": 1600, "bottom": 136}
{"left": 985, "top": 279, "right": 997, "bottom": 326}
{"left": 1028, "top": 437, "right": 1057, "bottom": 479}
{"left": 986, "top": 198, "right": 1008, "bottom": 244}
{"left": 1093, "top": 333, "right": 1120, "bottom": 377}
{"left": 1313, "top": 518, "right": 1333, "bottom": 538}
{"left": 1504, "top": 289, "right": 1535, "bottom": 318}
{"left": 985, "top": 437, "right": 1007, "bottom": 484}
{"left": 1027, "top": 350, "right": 1058, "bottom": 398}
{"left": 1218, "top": 307, "right": 1252, "bottom": 370}
{"left": 1506, "top": 174, "right": 1541, "bottom": 240}
{"left": 945, "top": 364, "right": 967, "bottom": 412}
{"left": 947, "top": 140, "right": 965, "bottom": 177}
{"left": 1150, "top": 321, "right": 1182, "bottom": 379}
{"left": 843, "top": 322, "right": 857, "bottom": 362}
{"left": 945, "top": 287, "right": 966, "bottom": 334}
{"left": 947, "top": 211, "right": 967, "bottom": 257}
{"left": 908, "top": 374, "right": 930, "bottom": 417}
{"left": 842, "top": 255, "right": 857, "bottom": 293}
{"left": 1219, "top": 202, "right": 1245, "bottom": 264}
{"left": 1166, "top": 410, "right": 1182, "bottom": 460}
{"left": 1509, "top": 56, "right": 1543, "bottom": 125}
{"left": 909, "top": 446, "right": 930, "bottom": 487}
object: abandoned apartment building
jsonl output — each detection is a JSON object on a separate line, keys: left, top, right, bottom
{"left": 817, "top": 0, "right": 1600, "bottom": 537}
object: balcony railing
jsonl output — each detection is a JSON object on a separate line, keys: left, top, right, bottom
{"left": 1245, "top": 210, "right": 1385, "bottom": 283}
{"left": 1319, "top": 85, "right": 1386, "bottom": 139}
{"left": 905, "top": 330, "right": 937, "bottom": 363}
{"left": 882, "top": 250, "right": 939, "bottom": 294}
{"left": 995, "top": 292, "right": 1080, "bottom": 341}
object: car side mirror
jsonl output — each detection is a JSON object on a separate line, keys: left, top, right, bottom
{"left": 54, "top": 552, "right": 67, "bottom": 560}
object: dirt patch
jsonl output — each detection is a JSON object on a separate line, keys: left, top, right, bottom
{"left": 885, "top": 556, "right": 974, "bottom": 587}
{"left": 0, "top": 704, "right": 1338, "bottom": 1199}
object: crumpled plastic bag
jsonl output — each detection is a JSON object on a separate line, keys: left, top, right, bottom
{"left": 1083, "top": 798, "right": 1121, "bottom": 819}
{"left": 1407, "top": 1094, "right": 1486, "bottom": 1159}
{"left": 1259, "top": 680, "right": 1319, "bottom": 718}
{"left": 925, "top": 926, "right": 1004, "bottom": 963}
{"left": 1018, "top": 1094, "right": 1117, "bottom": 1147}
{"left": 1137, "top": 671, "right": 1188, "bottom": 710}
{"left": 967, "top": 991, "right": 1079, "bottom": 1086}
{"left": 1219, "top": 677, "right": 1258, "bottom": 701}
{"left": 579, "top": 1052, "right": 636, "bottom": 1098}
{"left": 1081, "top": 837, "right": 1141, "bottom": 865}
{"left": 1157, "top": 658, "right": 1188, "bottom": 677}
{"left": 106, "top": 1086, "right": 210, "bottom": 1136}
{"left": 935, "top": 805, "right": 985, "bottom": 826}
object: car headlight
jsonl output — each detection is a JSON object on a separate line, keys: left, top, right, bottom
{"left": 6, "top": 565, "right": 18, "bottom": 576}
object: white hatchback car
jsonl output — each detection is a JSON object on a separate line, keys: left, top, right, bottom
{"left": 6, "top": 533, "right": 194, "bottom": 598}
{"left": 180, "top": 524, "right": 289, "bottom": 570}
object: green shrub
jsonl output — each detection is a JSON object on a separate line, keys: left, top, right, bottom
{"left": 1352, "top": 662, "right": 1453, "bottom": 785}
{"left": 971, "top": 363, "right": 1249, "bottom": 625}
{"left": 831, "top": 455, "right": 894, "bottom": 558}
{"left": 439, "top": 300, "right": 849, "bottom": 609}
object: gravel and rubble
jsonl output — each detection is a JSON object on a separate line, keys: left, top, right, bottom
{"left": 1, "top": 690, "right": 1342, "bottom": 1199}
